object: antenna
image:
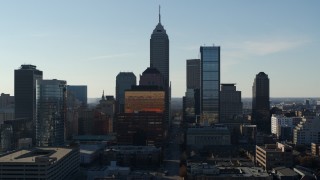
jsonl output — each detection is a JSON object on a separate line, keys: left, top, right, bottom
{"left": 159, "top": 5, "right": 161, "bottom": 23}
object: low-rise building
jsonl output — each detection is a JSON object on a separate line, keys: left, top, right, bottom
{"left": 187, "top": 162, "right": 271, "bottom": 179}
{"left": 0, "top": 147, "right": 79, "bottom": 179}
{"left": 87, "top": 161, "right": 130, "bottom": 180}
{"left": 104, "top": 146, "right": 161, "bottom": 168}
{"left": 256, "top": 142, "right": 293, "bottom": 170}
{"left": 272, "top": 167, "right": 299, "bottom": 180}
{"left": 187, "top": 125, "right": 231, "bottom": 149}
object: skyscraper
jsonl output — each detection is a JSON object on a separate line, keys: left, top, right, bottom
{"left": 14, "top": 64, "right": 43, "bottom": 143}
{"left": 187, "top": 59, "right": 200, "bottom": 89}
{"left": 36, "top": 79, "right": 67, "bottom": 146}
{"left": 252, "top": 72, "right": 270, "bottom": 133}
{"left": 150, "top": 7, "right": 169, "bottom": 88}
{"left": 115, "top": 72, "right": 136, "bottom": 113}
{"left": 67, "top": 85, "right": 87, "bottom": 106}
{"left": 150, "top": 7, "right": 170, "bottom": 126}
{"left": 184, "top": 59, "right": 201, "bottom": 123}
{"left": 200, "top": 46, "right": 220, "bottom": 125}
{"left": 220, "top": 84, "right": 243, "bottom": 123}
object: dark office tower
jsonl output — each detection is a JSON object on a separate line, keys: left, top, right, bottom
{"left": 115, "top": 72, "right": 136, "bottom": 113}
{"left": 184, "top": 59, "right": 201, "bottom": 123}
{"left": 14, "top": 64, "right": 43, "bottom": 143}
{"left": 200, "top": 46, "right": 220, "bottom": 125}
{"left": 187, "top": 59, "right": 200, "bottom": 89}
{"left": 139, "top": 67, "right": 165, "bottom": 88}
{"left": 150, "top": 7, "right": 170, "bottom": 126}
{"left": 252, "top": 72, "right": 270, "bottom": 133}
{"left": 36, "top": 79, "right": 67, "bottom": 146}
{"left": 67, "top": 85, "right": 87, "bottom": 106}
{"left": 220, "top": 84, "right": 243, "bottom": 123}
{"left": 150, "top": 7, "right": 169, "bottom": 88}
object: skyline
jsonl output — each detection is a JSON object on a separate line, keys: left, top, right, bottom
{"left": 0, "top": 1, "right": 319, "bottom": 98}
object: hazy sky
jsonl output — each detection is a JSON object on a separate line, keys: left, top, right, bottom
{"left": 0, "top": 1, "right": 319, "bottom": 98}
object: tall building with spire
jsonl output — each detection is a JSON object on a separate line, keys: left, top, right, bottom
{"left": 150, "top": 6, "right": 170, "bottom": 126}
{"left": 150, "top": 6, "right": 169, "bottom": 88}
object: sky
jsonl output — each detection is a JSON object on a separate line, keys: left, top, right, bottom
{"left": 0, "top": 1, "right": 319, "bottom": 98}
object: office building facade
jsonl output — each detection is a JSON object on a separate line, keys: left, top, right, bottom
{"left": 220, "top": 84, "right": 243, "bottom": 123}
{"left": 0, "top": 147, "right": 79, "bottom": 179}
{"left": 115, "top": 72, "right": 136, "bottom": 113}
{"left": 14, "top": 65, "right": 43, "bottom": 143}
{"left": 252, "top": 72, "right": 270, "bottom": 133}
{"left": 200, "top": 46, "right": 220, "bottom": 124}
{"left": 36, "top": 79, "right": 67, "bottom": 146}
{"left": 187, "top": 59, "right": 200, "bottom": 89}
{"left": 67, "top": 85, "right": 87, "bottom": 106}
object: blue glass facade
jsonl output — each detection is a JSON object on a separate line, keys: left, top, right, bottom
{"left": 36, "top": 79, "right": 67, "bottom": 146}
{"left": 200, "top": 46, "right": 220, "bottom": 124}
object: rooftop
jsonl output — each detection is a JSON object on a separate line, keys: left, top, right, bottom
{"left": 0, "top": 147, "right": 73, "bottom": 163}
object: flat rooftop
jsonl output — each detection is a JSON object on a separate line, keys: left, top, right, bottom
{"left": 0, "top": 147, "right": 73, "bottom": 163}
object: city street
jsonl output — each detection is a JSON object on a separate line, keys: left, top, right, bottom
{"left": 162, "top": 119, "right": 183, "bottom": 179}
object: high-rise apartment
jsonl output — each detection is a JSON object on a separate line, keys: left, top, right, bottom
{"left": 252, "top": 72, "right": 270, "bottom": 133}
{"left": 14, "top": 64, "right": 43, "bottom": 143}
{"left": 200, "top": 46, "right": 220, "bottom": 125}
{"left": 36, "top": 79, "right": 67, "bottom": 146}
{"left": 115, "top": 72, "right": 136, "bottom": 113}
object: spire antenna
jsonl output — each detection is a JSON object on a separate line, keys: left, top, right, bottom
{"left": 159, "top": 5, "right": 161, "bottom": 23}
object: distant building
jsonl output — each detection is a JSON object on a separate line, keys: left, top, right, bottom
{"left": 220, "top": 84, "right": 243, "bottom": 123}
{"left": 293, "top": 116, "right": 320, "bottom": 145}
{"left": 94, "top": 94, "right": 115, "bottom": 133}
{"left": 67, "top": 85, "right": 87, "bottom": 106}
{"left": 252, "top": 72, "right": 270, "bottom": 133}
{"left": 0, "top": 147, "right": 79, "bottom": 179}
{"left": 187, "top": 125, "right": 230, "bottom": 149}
{"left": 256, "top": 142, "right": 293, "bottom": 170}
{"left": 115, "top": 72, "right": 136, "bottom": 113}
{"left": 0, "top": 93, "right": 14, "bottom": 109}
{"left": 187, "top": 59, "right": 200, "bottom": 89}
{"left": 200, "top": 46, "right": 220, "bottom": 125}
{"left": 14, "top": 64, "right": 43, "bottom": 143}
{"left": 36, "top": 79, "right": 67, "bottom": 147}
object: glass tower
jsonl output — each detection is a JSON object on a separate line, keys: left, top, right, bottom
{"left": 200, "top": 46, "right": 220, "bottom": 124}
{"left": 36, "top": 79, "right": 67, "bottom": 146}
